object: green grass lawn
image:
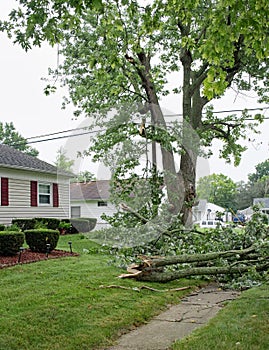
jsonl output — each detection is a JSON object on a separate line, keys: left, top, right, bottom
{"left": 0, "top": 234, "right": 200, "bottom": 350}
{"left": 171, "top": 283, "right": 269, "bottom": 350}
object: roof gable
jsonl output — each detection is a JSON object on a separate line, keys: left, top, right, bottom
{"left": 253, "top": 197, "right": 269, "bottom": 208}
{"left": 0, "top": 144, "right": 73, "bottom": 177}
{"left": 70, "top": 180, "right": 110, "bottom": 201}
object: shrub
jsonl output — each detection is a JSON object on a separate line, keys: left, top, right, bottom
{"left": 34, "top": 218, "right": 61, "bottom": 230}
{"left": 80, "top": 218, "right": 97, "bottom": 231}
{"left": 71, "top": 218, "right": 97, "bottom": 233}
{"left": 12, "top": 219, "right": 35, "bottom": 231}
{"left": 5, "top": 224, "right": 21, "bottom": 232}
{"left": 0, "top": 231, "right": 24, "bottom": 256}
{"left": 70, "top": 219, "right": 90, "bottom": 233}
{"left": 25, "top": 229, "right": 59, "bottom": 253}
{"left": 60, "top": 218, "right": 97, "bottom": 233}
{"left": 12, "top": 218, "right": 61, "bottom": 231}
{"left": 0, "top": 224, "right": 5, "bottom": 231}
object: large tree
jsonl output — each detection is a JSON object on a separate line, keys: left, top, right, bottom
{"left": 2, "top": 0, "right": 269, "bottom": 226}
{"left": 0, "top": 122, "right": 39, "bottom": 157}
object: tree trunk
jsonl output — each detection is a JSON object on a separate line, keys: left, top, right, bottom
{"left": 136, "top": 51, "right": 184, "bottom": 215}
{"left": 140, "top": 245, "right": 256, "bottom": 267}
{"left": 119, "top": 245, "right": 268, "bottom": 281}
{"left": 133, "top": 264, "right": 268, "bottom": 282}
{"left": 179, "top": 65, "right": 208, "bottom": 226}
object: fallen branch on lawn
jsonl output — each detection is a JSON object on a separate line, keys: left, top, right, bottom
{"left": 119, "top": 243, "right": 269, "bottom": 282}
{"left": 87, "top": 284, "right": 192, "bottom": 292}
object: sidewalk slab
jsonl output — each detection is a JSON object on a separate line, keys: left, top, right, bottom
{"left": 106, "top": 284, "right": 240, "bottom": 350}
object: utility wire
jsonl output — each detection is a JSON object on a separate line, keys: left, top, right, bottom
{"left": 6, "top": 106, "right": 269, "bottom": 147}
{"left": 164, "top": 106, "right": 269, "bottom": 117}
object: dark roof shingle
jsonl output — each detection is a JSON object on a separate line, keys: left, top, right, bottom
{"left": 0, "top": 144, "right": 73, "bottom": 177}
{"left": 70, "top": 180, "right": 110, "bottom": 200}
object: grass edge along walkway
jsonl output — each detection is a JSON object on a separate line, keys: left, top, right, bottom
{"left": 171, "top": 283, "right": 269, "bottom": 350}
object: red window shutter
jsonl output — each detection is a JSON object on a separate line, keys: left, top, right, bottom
{"left": 53, "top": 183, "right": 59, "bottom": 207}
{"left": 30, "top": 181, "right": 38, "bottom": 207}
{"left": 1, "top": 177, "right": 9, "bottom": 206}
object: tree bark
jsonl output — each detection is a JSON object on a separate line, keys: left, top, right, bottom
{"left": 133, "top": 263, "right": 269, "bottom": 282}
{"left": 139, "top": 245, "right": 257, "bottom": 268}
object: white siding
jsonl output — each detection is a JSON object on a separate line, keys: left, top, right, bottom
{"left": 0, "top": 167, "right": 71, "bottom": 225}
{"left": 70, "top": 200, "right": 117, "bottom": 230}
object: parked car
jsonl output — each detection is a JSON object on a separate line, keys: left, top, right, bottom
{"left": 232, "top": 212, "right": 246, "bottom": 224}
{"left": 194, "top": 220, "right": 226, "bottom": 229}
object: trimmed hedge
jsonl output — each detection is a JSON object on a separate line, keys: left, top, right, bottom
{"left": 61, "top": 218, "right": 97, "bottom": 233}
{"left": 12, "top": 219, "right": 35, "bottom": 231}
{"left": 34, "top": 218, "right": 60, "bottom": 230}
{"left": 25, "top": 229, "right": 59, "bottom": 253}
{"left": 12, "top": 218, "right": 60, "bottom": 231}
{"left": 80, "top": 218, "right": 97, "bottom": 231}
{"left": 0, "top": 231, "right": 24, "bottom": 256}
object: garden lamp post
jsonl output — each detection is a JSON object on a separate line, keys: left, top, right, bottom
{"left": 46, "top": 243, "right": 51, "bottom": 258}
{"left": 68, "top": 241, "right": 72, "bottom": 254}
{"left": 18, "top": 247, "right": 24, "bottom": 263}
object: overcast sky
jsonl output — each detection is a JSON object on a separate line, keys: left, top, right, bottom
{"left": 0, "top": 2, "right": 268, "bottom": 182}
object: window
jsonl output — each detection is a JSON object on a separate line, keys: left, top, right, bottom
{"left": 31, "top": 182, "right": 58, "bottom": 207}
{"left": 98, "top": 201, "right": 108, "bottom": 207}
{"left": 38, "top": 183, "right": 51, "bottom": 205}
{"left": 71, "top": 206, "right": 81, "bottom": 218}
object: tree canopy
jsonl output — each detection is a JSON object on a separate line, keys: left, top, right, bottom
{"left": 196, "top": 173, "right": 237, "bottom": 210}
{"left": 1, "top": 0, "right": 269, "bottom": 226}
{"left": 54, "top": 147, "right": 74, "bottom": 172}
{"left": 236, "top": 159, "right": 269, "bottom": 209}
{"left": 0, "top": 122, "right": 39, "bottom": 157}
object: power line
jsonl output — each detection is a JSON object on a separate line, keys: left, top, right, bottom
{"left": 26, "top": 126, "right": 90, "bottom": 140}
{"left": 26, "top": 129, "right": 105, "bottom": 145}
{"left": 164, "top": 106, "right": 269, "bottom": 117}
{"left": 6, "top": 105, "right": 269, "bottom": 147}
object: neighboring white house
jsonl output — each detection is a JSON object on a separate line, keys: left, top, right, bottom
{"left": 70, "top": 180, "right": 117, "bottom": 230}
{"left": 0, "top": 144, "right": 73, "bottom": 225}
{"left": 192, "top": 199, "right": 231, "bottom": 222}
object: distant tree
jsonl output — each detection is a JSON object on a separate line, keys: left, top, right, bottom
{"left": 197, "top": 174, "right": 237, "bottom": 210}
{"left": 54, "top": 147, "right": 74, "bottom": 172}
{"left": 248, "top": 159, "right": 269, "bottom": 185}
{"left": 0, "top": 122, "right": 39, "bottom": 157}
{"left": 72, "top": 171, "right": 96, "bottom": 183}
{"left": 235, "top": 181, "right": 253, "bottom": 210}
{"left": 236, "top": 160, "right": 269, "bottom": 209}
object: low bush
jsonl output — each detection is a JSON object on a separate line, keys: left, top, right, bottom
{"left": 34, "top": 218, "right": 60, "bottom": 230}
{"left": 0, "top": 224, "right": 5, "bottom": 231}
{"left": 25, "top": 229, "right": 60, "bottom": 253}
{"left": 12, "top": 219, "right": 35, "bottom": 231}
{"left": 5, "top": 224, "right": 21, "bottom": 232}
{"left": 61, "top": 218, "right": 97, "bottom": 233}
{"left": 12, "top": 218, "right": 61, "bottom": 231}
{"left": 0, "top": 231, "right": 24, "bottom": 256}
{"left": 81, "top": 218, "right": 97, "bottom": 231}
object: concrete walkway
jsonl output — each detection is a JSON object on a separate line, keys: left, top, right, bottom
{"left": 106, "top": 283, "right": 240, "bottom": 350}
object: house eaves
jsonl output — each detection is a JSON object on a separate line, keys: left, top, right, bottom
{"left": 0, "top": 144, "right": 74, "bottom": 178}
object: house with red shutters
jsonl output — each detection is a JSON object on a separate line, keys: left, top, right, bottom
{"left": 0, "top": 144, "right": 73, "bottom": 225}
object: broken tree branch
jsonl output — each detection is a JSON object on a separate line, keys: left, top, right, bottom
{"left": 87, "top": 284, "right": 192, "bottom": 293}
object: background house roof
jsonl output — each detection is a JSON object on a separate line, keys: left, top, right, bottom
{"left": 70, "top": 180, "right": 111, "bottom": 201}
{"left": 253, "top": 198, "right": 269, "bottom": 208}
{"left": 0, "top": 144, "right": 73, "bottom": 177}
